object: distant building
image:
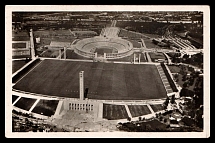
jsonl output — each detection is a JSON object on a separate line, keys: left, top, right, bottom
{"left": 12, "top": 31, "right": 31, "bottom": 59}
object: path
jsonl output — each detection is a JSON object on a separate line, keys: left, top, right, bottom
{"left": 145, "top": 52, "right": 152, "bottom": 62}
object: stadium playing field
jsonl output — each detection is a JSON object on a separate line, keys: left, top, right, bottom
{"left": 13, "top": 59, "right": 167, "bottom": 100}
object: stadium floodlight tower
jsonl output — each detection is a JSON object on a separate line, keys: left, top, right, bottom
{"left": 79, "top": 71, "right": 84, "bottom": 100}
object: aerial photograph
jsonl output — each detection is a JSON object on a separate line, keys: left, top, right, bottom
{"left": 6, "top": 5, "right": 209, "bottom": 138}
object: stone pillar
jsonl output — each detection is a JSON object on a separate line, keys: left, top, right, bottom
{"left": 79, "top": 71, "right": 84, "bottom": 100}
{"left": 89, "top": 104, "right": 91, "bottom": 111}
{"left": 29, "top": 29, "right": 36, "bottom": 59}
{"left": 64, "top": 47, "right": 66, "bottom": 59}
{"left": 26, "top": 42, "right": 28, "bottom": 49}
{"left": 133, "top": 53, "right": 136, "bottom": 64}
{"left": 59, "top": 49, "right": 61, "bottom": 59}
{"left": 104, "top": 53, "right": 106, "bottom": 59}
{"left": 139, "top": 53, "right": 141, "bottom": 64}
{"left": 95, "top": 52, "right": 97, "bottom": 58}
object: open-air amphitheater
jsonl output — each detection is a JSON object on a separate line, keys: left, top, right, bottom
{"left": 74, "top": 36, "right": 133, "bottom": 60}
{"left": 12, "top": 26, "right": 180, "bottom": 123}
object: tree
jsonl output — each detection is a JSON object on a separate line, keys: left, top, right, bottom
{"left": 145, "top": 124, "right": 153, "bottom": 131}
{"left": 183, "top": 82, "right": 188, "bottom": 88}
{"left": 183, "top": 54, "right": 189, "bottom": 59}
{"left": 155, "top": 113, "right": 159, "bottom": 118}
{"left": 127, "top": 117, "right": 131, "bottom": 122}
{"left": 174, "top": 73, "right": 179, "bottom": 79}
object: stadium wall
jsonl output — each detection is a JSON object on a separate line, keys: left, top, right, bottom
{"left": 74, "top": 37, "right": 134, "bottom": 59}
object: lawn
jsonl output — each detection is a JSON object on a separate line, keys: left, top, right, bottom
{"left": 12, "top": 95, "right": 19, "bottom": 103}
{"left": 14, "top": 97, "right": 36, "bottom": 111}
{"left": 148, "top": 52, "right": 166, "bottom": 62}
{"left": 140, "top": 53, "right": 147, "bottom": 62}
{"left": 127, "top": 39, "right": 142, "bottom": 48}
{"left": 118, "top": 29, "right": 146, "bottom": 39}
{"left": 34, "top": 30, "right": 77, "bottom": 47}
{"left": 167, "top": 65, "right": 198, "bottom": 91}
{"left": 150, "top": 104, "right": 164, "bottom": 113}
{"left": 94, "top": 48, "right": 117, "bottom": 55}
{"left": 31, "top": 99, "right": 59, "bottom": 117}
{"left": 167, "top": 65, "right": 181, "bottom": 73}
{"left": 144, "top": 39, "right": 159, "bottom": 49}
{"left": 128, "top": 105, "right": 151, "bottom": 117}
{"left": 40, "top": 49, "right": 60, "bottom": 58}
{"left": 13, "top": 59, "right": 167, "bottom": 100}
{"left": 103, "top": 104, "right": 128, "bottom": 120}
{"left": 64, "top": 50, "right": 92, "bottom": 60}
{"left": 142, "top": 33, "right": 161, "bottom": 38}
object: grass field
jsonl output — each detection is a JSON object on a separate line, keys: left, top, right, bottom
{"left": 167, "top": 65, "right": 181, "bottom": 73}
{"left": 14, "top": 97, "right": 36, "bottom": 111}
{"left": 142, "top": 33, "right": 161, "bottom": 39}
{"left": 148, "top": 52, "right": 166, "bottom": 62}
{"left": 128, "top": 105, "right": 151, "bottom": 117}
{"left": 13, "top": 59, "right": 167, "bottom": 100}
{"left": 150, "top": 104, "right": 164, "bottom": 113}
{"left": 127, "top": 39, "right": 142, "bottom": 48}
{"left": 118, "top": 29, "right": 146, "bottom": 39}
{"left": 94, "top": 47, "right": 117, "bottom": 55}
{"left": 12, "top": 95, "right": 19, "bottom": 103}
{"left": 32, "top": 99, "right": 59, "bottom": 117}
{"left": 40, "top": 49, "right": 60, "bottom": 58}
{"left": 64, "top": 50, "right": 92, "bottom": 60}
{"left": 144, "top": 39, "right": 159, "bottom": 49}
{"left": 103, "top": 104, "right": 128, "bottom": 120}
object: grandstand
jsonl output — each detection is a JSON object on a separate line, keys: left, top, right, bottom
{"left": 164, "top": 35, "right": 196, "bottom": 50}
{"left": 14, "top": 97, "right": 37, "bottom": 111}
{"left": 32, "top": 99, "right": 59, "bottom": 117}
{"left": 74, "top": 36, "right": 133, "bottom": 59}
{"left": 127, "top": 105, "right": 151, "bottom": 117}
{"left": 149, "top": 104, "right": 164, "bottom": 113}
{"left": 103, "top": 104, "right": 129, "bottom": 120}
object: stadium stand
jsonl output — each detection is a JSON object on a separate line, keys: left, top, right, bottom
{"left": 100, "top": 27, "right": 120, "bottom": 37}
{"left": 32, "top": 99, "right": 59, "bottom": 117}
{"left": 149, "top": 104, "right": 164, "bottom": 113}
{"left": 14, "top": 97, "right": 37, "bottom": 111}
{"left": 12, "top": 95, "right": 19, "bottom": 104}
{"left": 103, "top": 103, "right": 129, "bottom": 120}
{"left": 127, "top": 105, "right": 151, "bottom": 117}
{"left": 160, "top": 63, "right": 178, "bottom": 92}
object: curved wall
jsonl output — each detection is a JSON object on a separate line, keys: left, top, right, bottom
{"left": 74, "top": 37, "right": 134, "bottom": 59}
